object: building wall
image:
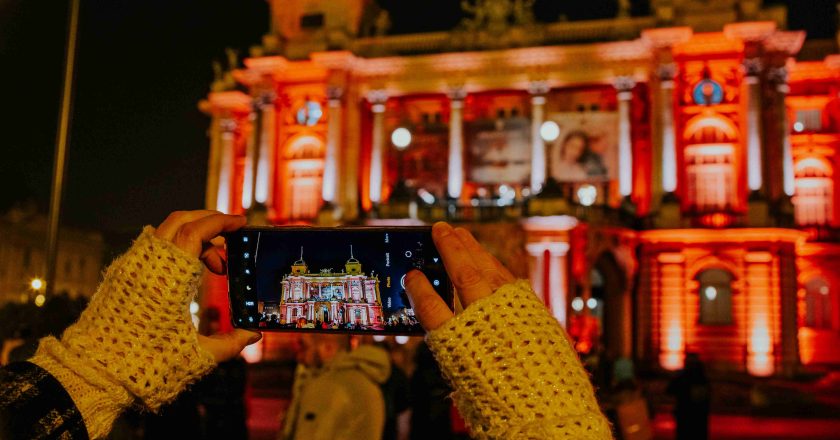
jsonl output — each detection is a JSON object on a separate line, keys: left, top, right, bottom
{"left": 201, "top": 1, "right": 840, "bottom": 374}
{"left": 0, "top": 209, "right": 105, "bottom": 303}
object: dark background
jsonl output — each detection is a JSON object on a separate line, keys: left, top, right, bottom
{"left": 0, "top": 0, "right": 835, "bottom": 256}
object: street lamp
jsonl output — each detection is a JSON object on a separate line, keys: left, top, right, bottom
{"left": 537, "top": 120, "right": 563, "bottom": 196}
{"left": 390, "top": 127, "right": 413, "bottom": 201}
{"left": 30, "top": 278, "right": 45, "bottom": 307}
{"left": 30, "top": 278, "right": 44, "bottom": 291}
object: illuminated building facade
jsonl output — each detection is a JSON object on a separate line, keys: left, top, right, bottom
{"left": 261, "top": 248, "right": 383, "bottom": 328}
{"left": 201, "top": 0, "right": 840, "bottom": 374}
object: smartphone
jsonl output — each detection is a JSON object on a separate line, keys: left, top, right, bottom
{"left": 225, "top": 226, "right": 453, "bottom": 335}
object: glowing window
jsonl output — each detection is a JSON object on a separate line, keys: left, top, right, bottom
{"left": 793, "top": 158, "right": 833, "bottom": 226}
{"left": 685, "top": 144, "right": 735, "bottom": 212}
{"left": 697, "top": 269, "right": 734, "bottom": 326}
{"left": 804, "top": 277, "right": 832, "bottom": 329}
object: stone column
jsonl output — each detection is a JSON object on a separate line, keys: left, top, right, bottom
{"left": 216, "top": 118, "right": 237, "bottom": 214}
{"left": 526, "top": 243, "right": 546, "bottom": 305}
{"left": 242, "top": 108, "right": 259, "bottom": 210}
{"left": 529, "top": 81, "right": 549, "bottom": 194}
{"left": 206, "top": 116, "right": 222, "bottom": 210}
{"left": 547, "top": 242, "right": 571, "bottom": 327}
{"left": 367, "top": 90, "right": 388, "bottom": 204}
{"left": 743, "top": 58, "right": 764, "bottom": 193}
{"left": 525, "top": 241, "right": 570, "bottom": 327}
{"left": 322, "top": 86, "right": 343, "bottom": 204}
{"left": 614, "top": 76, "right": 636, "bottom": 198}
{"left": 770, "top": 67, "right": 795, "bottom": 197}
{"left": 658, "top": 63, "right": 678, "bottom": 195}
{"left": 447, "top": 88, "right": 467, "bottom": 199}
{"left": 254, "top": 92, "right": 276, "bottom": 206}
{"left": 657, "top": 252, "right": 686, "bottom": 371}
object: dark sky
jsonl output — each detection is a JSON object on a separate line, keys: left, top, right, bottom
{"left": 0, "top": 0, "right": 835, "bottom": 255}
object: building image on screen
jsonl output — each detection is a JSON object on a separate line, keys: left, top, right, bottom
{"left": 252, "top": 230, "right": 426, "bottom": 332}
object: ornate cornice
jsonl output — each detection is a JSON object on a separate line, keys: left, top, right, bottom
{"left": 723, "top": 21, "right": 777, "bottom": 43}
{"left": 641, "top": 27, "right": 693, "bottom": 49}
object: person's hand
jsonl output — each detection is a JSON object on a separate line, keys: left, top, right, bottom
{"left": 405, "top": 222, "right": 514, "bottom": 331}
{"left": 154, "top": 210, "right": 261, "bottom": 362}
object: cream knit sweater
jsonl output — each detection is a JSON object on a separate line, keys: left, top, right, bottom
{"left": 427, "top": 280, "right": 612, "bottom": 439}
{"left": 29, "top": 228, "right": 610, "bottom": 439}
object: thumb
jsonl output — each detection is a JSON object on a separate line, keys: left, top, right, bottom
{"left": 198, "top": 329, "right": 262, "bottom": 363}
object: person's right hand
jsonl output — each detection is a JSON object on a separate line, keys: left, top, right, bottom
{"left": 405, "top": 222, "right": 515, "bottom": 331}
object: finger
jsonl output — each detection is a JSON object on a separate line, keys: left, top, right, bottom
{"left": 198, "top": 329, "right": 262, "bottom": 363}
{"left": 404, "top": 270, "right": 453, "bottom": 331}
{"left": 452, "top": 227, "right": 514, "bottom": 290}
{"left": 432, "top": 222, "right": 494, "bottom": 308}
{"left": 201, "top": 245, "right": 227, "bottom": 275}
{"left": 172, "top": 214, "right": 247, "bottom": 257}
{"left": 155, "top": 210, "right": 222, "bottom": 241}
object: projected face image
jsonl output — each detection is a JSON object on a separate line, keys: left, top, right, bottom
{"left": 229, "top": 228, "right": 449, "bottom": 334}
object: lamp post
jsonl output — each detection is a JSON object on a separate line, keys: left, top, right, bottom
{"left": 537, "top": 120, "right": 564, "bottom": 196}
{"left": 390, "top": 127, "right": 412, "bottom": 201}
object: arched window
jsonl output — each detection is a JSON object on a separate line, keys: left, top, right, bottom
{"left": 697, "top": 268, "right": 734, "bottom": 325}
{"left": 804, "top": 277, "right": 832, "bottom": 329}
{"left": 793, "top": 157, "right": 833, "bottom": 226}
{"left": 683, "top": 113, "right": 738, "bottom": 213}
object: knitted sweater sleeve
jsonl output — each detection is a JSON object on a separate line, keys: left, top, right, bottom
{"left": 425, "top": 280, "right": 612, "bottom": 439}
{"left": 29, "top": 227, "right": 217, "bottom": 439}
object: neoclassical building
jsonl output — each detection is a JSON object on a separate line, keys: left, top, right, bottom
{"left": 200, "top": 0, "right": 840, "bottom": 374}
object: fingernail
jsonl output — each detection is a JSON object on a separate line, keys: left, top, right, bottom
{"left": 248, "top": 331, "right": 262, "bottom": 344}
{"left": 433, "top": 222, "right": 453, "bottom": 237}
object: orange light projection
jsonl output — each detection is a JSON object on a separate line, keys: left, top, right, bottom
{"left": 745, "top": 251, "right": 775, "bottom": 377}
{"left": 657, "top": 252, "right": 686, "bottom": 370}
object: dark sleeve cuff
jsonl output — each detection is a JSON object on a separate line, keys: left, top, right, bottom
{"left": 0, "top": 361, "right": 89, "bottom": 440}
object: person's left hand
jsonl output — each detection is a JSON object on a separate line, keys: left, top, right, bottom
{"left": 154, "top": 210, "right": 261, "bottom": 362}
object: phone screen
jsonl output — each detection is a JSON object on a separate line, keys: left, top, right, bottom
{"left": 225, "top": 226, "right": 452, "bottom": 335}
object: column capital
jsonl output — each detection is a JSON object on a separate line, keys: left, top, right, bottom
{"left": 768, "top": 66, "right": 789, "bottom": 93}
{"left": 327, "top": 86, "right": 344, "bottom": 104}
{"left": 526, "top": 241, "right": 570, "bottom": 256}
{"left": 366, "top": 89, "right": 388, "bottom": 113}
{"left": 656, "top": 63, "right": 677, "bottom": 83}
{"left": 613, "top": 76, "right": 636, "bottom": 99}
{"left": 527, "top": 80, "right": 550, "bottom": 96}
{"left": 741, "top": 57, "right": 763, "bottom": 78}
{"left": 253, "top": 91, "right": 276, "bottom": 109}
{"left": 220, "top": 118, "right": 238, "bottom": 133}
{"left": 446, "top": 87, "right": 467, "bottom": 102}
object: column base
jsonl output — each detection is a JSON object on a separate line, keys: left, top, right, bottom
{"left": 316, "top": 202, "right": 343, "bottom": 226}
{"left": 246, "top": 203, "right": 270, "bottom": 226}
{"left": 654, "top": 193, "right": 681, "bottom": 228}
{"left": 747, "top": 191, "right": 770, "bottom": 227}
{"left": 772, "top": 195, "right": 795, "bottom": 227}
{"left": 528, "top": 178, "right": 572, "bottom": 216}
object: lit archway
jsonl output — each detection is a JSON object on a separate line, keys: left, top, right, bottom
{"left": 682, "top": 112, "right": 739, "bottom": 213}
{"left": 793, "top": 157, "right": 833, "bottom": 226}
{"left": 280, "top": 134, "right": 325, "bottom": 220}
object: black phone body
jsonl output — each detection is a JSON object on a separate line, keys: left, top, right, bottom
{"left": 225, "top": 226, "right": 453, "bottom": 335}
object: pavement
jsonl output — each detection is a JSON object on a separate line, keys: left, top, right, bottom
{"left": 652, "top": 413, "right": 840, "bottom": 440}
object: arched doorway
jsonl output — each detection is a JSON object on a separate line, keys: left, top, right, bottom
{"left": 592, "top": 252, "right": 628, "bottom": 359}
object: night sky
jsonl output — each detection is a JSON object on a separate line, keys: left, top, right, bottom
{"left": 0, "top": 0, "right": 835, "bottom": 255}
